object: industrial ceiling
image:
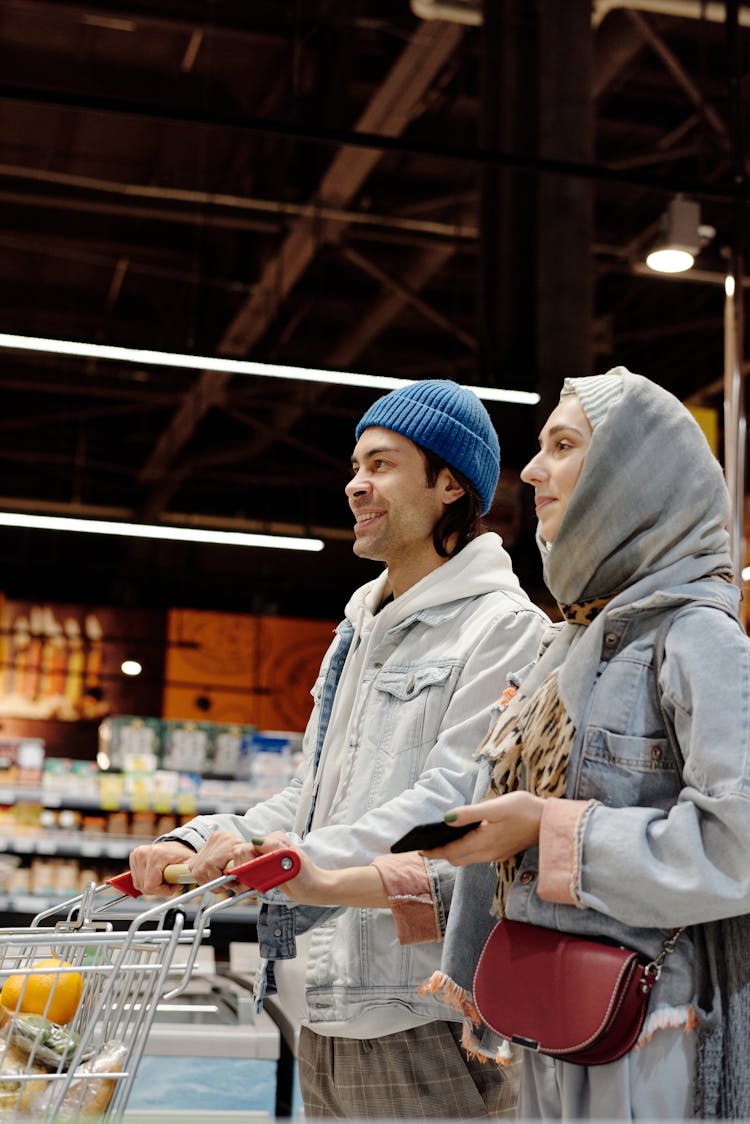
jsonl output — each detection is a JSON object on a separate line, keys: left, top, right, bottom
{"left": 0, "top": 0, "right": 747, "bottom": 619}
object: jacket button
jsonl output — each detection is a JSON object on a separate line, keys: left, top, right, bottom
{"left": 604, "top": 632, "right": 618, "bottom": 646}
{"left": 273, "top": 928, "right": 282, "bottom": 937}
{"left": 519, "top": 870, "right": 536, "bottom": 885}
{"left": 650, "top": 744, "right": 663, "bottom": 765}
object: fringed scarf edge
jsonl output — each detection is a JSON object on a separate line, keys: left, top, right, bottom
{"left": 419, "top": 971, "right": 514, "bottom": 1067}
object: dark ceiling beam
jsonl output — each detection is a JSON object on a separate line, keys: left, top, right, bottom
{"left": 0, "top": 400, "right": 167, "bottom": 433}
{"left": 0, "top": 165, "right": 477, "bottom": 242}
{"left": 327, "top": 245, "right": 456, "bottom": 369}
{"left": 592, "top": 10, "right": 647, "bottom": 99}
{"left": 0, "top": 447, "right": 134, "bottom": 475}
{"left": 0, "top": 228, "right": 212, "bottom": 280}
{"left": 0, "top": 376, "right": 179, "bottom": 403}
{"left": 190, "top": 408, "right": 345, "bottom": 474}
{"left": 625, "top": 9, "right": 745, "bottom": 169}
{"left": 1, "top": 83, "right": 745, "bottom": 202}
{"left": 0, "top": 185, "right": 280, "bottom": 236}
{"left": 339, "top": 245, "right": 477, "bottom": 351}
{"left": 0, "top": 0, "right": 289, "bottom": 43}
{"left": 606, "top": 142, "right": 703, "bottom": 170}
{"left": 136, "top": 18, "right": 466, "bottom": 514}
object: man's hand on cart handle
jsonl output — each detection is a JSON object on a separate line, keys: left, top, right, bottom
{"left": 110, "top": 849, "right": 301, "bottom": 899}
{"left": 129, "top": 839, "right": 197, "bottom": 896}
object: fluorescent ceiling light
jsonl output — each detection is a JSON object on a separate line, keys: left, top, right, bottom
{"left": 0, "top": 511, "right": 324, "bottom": 551}
{"left": 0, "top": 332, "right": 539, "bottom": 406}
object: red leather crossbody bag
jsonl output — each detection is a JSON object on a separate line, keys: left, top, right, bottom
{"left": 472, "top": 918, "right": 682, "bottom": 1067}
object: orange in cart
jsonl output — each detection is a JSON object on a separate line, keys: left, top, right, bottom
{"left": 1, "top": 958, "right": 84, "bottom": 1025}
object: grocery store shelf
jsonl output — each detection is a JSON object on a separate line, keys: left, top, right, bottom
{"left": 0, "top": 831, "right": 134, "bottom": 860}
{"left": 0, "top": 784, "right": 249, "bottom": 816}
{"left": 0, "top": 890, "right": 260, "bottom": 924}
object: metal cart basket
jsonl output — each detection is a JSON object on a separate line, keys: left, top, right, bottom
{"left": 0, "top": 850, "right": 299, "bottom": 1122}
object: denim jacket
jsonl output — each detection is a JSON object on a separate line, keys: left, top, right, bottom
{"left": 441, "top": 578, "right": 750, "bottom": 1054}
{"left": 167, "top": 533, "right": 548, "bottom": 1026}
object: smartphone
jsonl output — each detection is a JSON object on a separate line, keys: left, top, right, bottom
{"left": 390, "top": 818, "right": 481, "bottom": 854}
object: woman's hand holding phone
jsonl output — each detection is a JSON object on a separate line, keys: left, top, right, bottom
{"left": 395, "top": 793, "right": 545, "bottom": 865}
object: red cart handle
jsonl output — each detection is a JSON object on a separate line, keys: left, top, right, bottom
{"left": 107, "top": 848, "right": 301, "bottom": 899}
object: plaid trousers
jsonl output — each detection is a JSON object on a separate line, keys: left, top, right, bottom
{"left": 298, "top": 1021, "right": 519, "bottom": 1119}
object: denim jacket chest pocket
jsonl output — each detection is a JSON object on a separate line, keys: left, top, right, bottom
{"left": 372, "top": 662, "right": 456, "bottom": 758}
{"left": 576, "top": 727, "right": 681, "bottom": 809}
{"left": 572, "top": 642, "right": 682, "bottom": 808}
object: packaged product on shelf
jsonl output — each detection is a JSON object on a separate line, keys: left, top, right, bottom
{"left": 68, "top": 758, "right": 99, "bottom": 799}
{"left": 122, "top": 750, "right": 158, "bottom": 811}
{"left": 81, "top": 814, "right": 107, "bottom": 834}
{"left": 106, "top": 811, "right": 129, "bottom": 836}
{"left": 53, "top": 859, "right": 81, "bottom": 894}
{"left": 98, "top": 771, "right": 125, "bottom": 810}
{"left": 154, "top": 814, "right": 177, "bottom": 837}
{"left": 209, "top": 723, "right": 257, "bottom": 777}
{"left": 29, "top": 857, "right": 55, "bottom": 896}
{"left": 42, "top": 757, "right": 97, "bottom": 801}
{"left": 246, "top": 733, "right": 297, "bottom": 801}
{"left": 175, "top": 772, "right": 201, "bottom": 816}
{"left": 16, "top": 738, "right": 45, "bottom": 785}
{"left": 0, "top": 736, "right": 45, "bottom": 787}
{"left": 3, "top": 861, "right": 28, "bottom": 894}
{"left": 12, "top": 802, "right": 43, "bottom": 837}
{"left": 98, "top": 715, "right": 163, "bottom": 771}
{"left": 151, "top": 769, "right": 179, "bottom": 812}
{"left": 131, "top": 811, "right": 156, "bottom": 838}
{"left": 0, "top": 804, "right": 14, "bottom": 834}
{"left": 39, "top": 808, "right": 58, "bottom": 831}
{"left": 58, "top": 809, "right": 82, "bottom": 833}
{"left": 161, "top": 720, "right": 212, "bottom": 773}
{"left": 235, "top": 729, "right": 258, "bottom": 781}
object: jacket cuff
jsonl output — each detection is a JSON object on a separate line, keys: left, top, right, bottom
{"left": 371, "top": 852, "right": 441, "bottom": 944}
{"left": 156, "top": 829, "right": 202, "bottom": 852}
{"left": 537, "top": 798, "right": 597, "bottom": 906}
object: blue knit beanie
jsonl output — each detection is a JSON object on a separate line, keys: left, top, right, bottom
{"left": 355, "top": 380, "right": 500, "bottom": 514}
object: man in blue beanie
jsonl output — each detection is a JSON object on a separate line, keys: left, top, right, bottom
{"left": 129, "top": 379, "right": 547, "bottom": 1118}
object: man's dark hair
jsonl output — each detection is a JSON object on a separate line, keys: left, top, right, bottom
{"left": 418, "top": 444, "right": 485, "bottom": 558}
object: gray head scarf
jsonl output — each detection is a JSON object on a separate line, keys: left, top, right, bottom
{"left": 520, "top": 367, "right": 733, "bottom": 727}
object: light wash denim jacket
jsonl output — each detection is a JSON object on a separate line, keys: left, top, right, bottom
{"left": 166, "top": 533, "right": 548, "bottom": 1026}
{"left": 441, "top": 578, "right": 750, "bottom": 1054}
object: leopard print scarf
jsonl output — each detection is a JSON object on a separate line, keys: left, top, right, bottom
{"left": 479, "top": 669, "right": 573, "bottom": 915}
{"left": 479, "top": 596, "right": 610, "bottom": 916}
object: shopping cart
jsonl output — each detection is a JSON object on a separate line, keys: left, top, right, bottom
{"left": 0, "top": 849, "right": 300, "bottom": 1122}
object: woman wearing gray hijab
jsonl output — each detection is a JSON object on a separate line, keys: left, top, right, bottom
{"left": 425, "top": 368, "right": 750, "bottom": 1120}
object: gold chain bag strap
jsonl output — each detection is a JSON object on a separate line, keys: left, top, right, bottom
{"left": 472, "top": 919, "right": 684, "bottom": 1066}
